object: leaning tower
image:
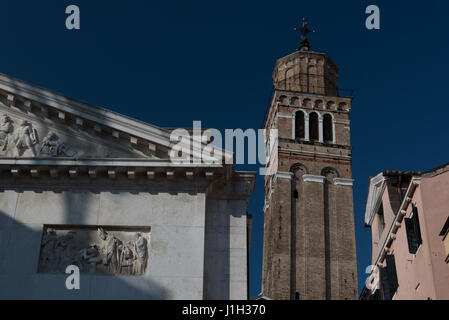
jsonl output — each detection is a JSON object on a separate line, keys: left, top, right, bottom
{"left": 261, "top": 21, "right": 358, "bottom": 300}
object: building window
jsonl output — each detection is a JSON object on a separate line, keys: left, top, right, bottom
{"left": 377, "top": 204, "right": 385, "bottom": 237}
{"left": 309, "top": 112, "right": 319, "bottom": 141}
{"left": 323, "top": 114, "right": 333, "bottom": 143}
{"left": 405, "top": 204, "right": 423, "bottom": 255}
{"left": 295, "top": 111, "right": 305, "bottom": 140}
{"left": 440, "top": 217, "right": 449, "bottom": 264}
{"left": 380, "top": 254, "right": 399, "bottom": 300}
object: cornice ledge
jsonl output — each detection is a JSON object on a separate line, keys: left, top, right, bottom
{"left": 275, "top": 171, "right": 294, "bottom": 180}
{"left": 303, "top": 174, "right": 325, "bottom": 183}
{"left": 334, "top": 178, "right": 354, "bottom": 186}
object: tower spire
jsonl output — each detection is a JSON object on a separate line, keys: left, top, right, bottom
{"left": 295, "top": 18, "right": 315, "bottom": 51}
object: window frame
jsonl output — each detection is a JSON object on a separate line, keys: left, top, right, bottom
{"left": 405, "top": 204, "right": 423, "bottom": 255}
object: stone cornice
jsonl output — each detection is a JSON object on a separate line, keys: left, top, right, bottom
{"left": 0, "top": 73, "right": 232, "bottom": 164}
{"left": 0, "top": 157, "right": 224, "bottom": 168}
{"left": 364, "top": 173, "right": 388, "bottom": 226}
{"left": 275, "top": 171, "right": 294, "bottom": 181}
{"left": 272, "top": 88, "right": 353, "bottom": 102}
{"left": 334, "top": 178, "right": 354, "bottom": 186}
{"left": 0, "top": 75, "right": 171, "bottom": 147}
{"left": 0, "top": 157, "right": 230, "bottom": 182}
{"left": 373, "top": 177, "right": 421, "bottom": 267}
{"left": 279, "top": 148, "right": 352, "bottom": 160}
{"left": 303, "top": 174, "right": 325, "bottom": 183}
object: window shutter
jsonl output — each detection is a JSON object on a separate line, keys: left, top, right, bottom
{"left": 405, "top": 218, "right": 419, "bottom": 254}
{"left": 412, "top": 205, "right": 423, "bottom": 246}
{"left": 385, "top": 255, "right": 399, "bottom": 296}
{"left": 405, "top": 205, "right": 423, "bottom": 255}
{"left": 380, "top": 267, "right": 391, "bottom": 300}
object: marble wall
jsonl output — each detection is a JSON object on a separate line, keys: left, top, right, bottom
{"left": 0, "top": 184, "right": 250, "bottom": 300}
{"left": 0, "top": 189, "right": 207, "bottom": 299}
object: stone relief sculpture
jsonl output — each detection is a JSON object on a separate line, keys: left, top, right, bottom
{"left": 40, "top": 132, "right": 77, "bottom": 157}
{"left": 134, "top": 233, "right": 148, "bottom": 274}
{"left": 0, "top": 111, "right": 152, "bottom": 159}
{"left": 13, "top": 120, "right": 39, "bottom": 156}
{"left": 38, "top": 226, "right": 150, "bottom": 275}
{"left": 0, "top": 114, "right": 13, "bottom": 152}
{"left": 0, "top": 113, "right": 79, "bottom": 158}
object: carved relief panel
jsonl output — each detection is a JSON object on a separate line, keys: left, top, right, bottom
{"left": 38, "top": 226, "right": 150, "bottom": 276}
{"left": 0, "top": 113, "right": 77, "bottom": 158}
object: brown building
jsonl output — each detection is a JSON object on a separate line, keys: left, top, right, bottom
{"left": 261, "top": 26, "right": 358, "bottom": 300}
{"left": 362, "top": 163, "right": 449, "bottom": 300}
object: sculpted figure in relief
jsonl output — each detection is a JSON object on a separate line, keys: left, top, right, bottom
{"left": 39, "top": 227, "right": 149, "bottom": 275}
{"left": 13, "top": 120, "right": 38, "bottom": 156}
{"left": 118, "top": 244, "right": 135, "bottom": 275}
{"left": 133, "top": 233, "right": 148, "bottom": 274}
{"left": 0, "top": 114, "right": 13, "bottom": 152}
{"left": 75, "top": 244, "right": 103, "bottom": 272}
{"left": 54, "top": 231, "right": 77, "bottom": 271}
{"left": 97, "top": 227, "right": 122, "bottom": 274}
{"left": 40, "top": 228, "right": 58, "bottom": 268}
{"left": 40, "top": 131, "right": 77, "bottom": 157}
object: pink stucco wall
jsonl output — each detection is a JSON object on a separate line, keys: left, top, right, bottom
{"left": 418, "top": 170, "right": 449, "bottom": 299}
{"left": 370, "top": 189, "right": 396, "bottom": 264}
{"left": 370, "top": 170, "right": 449, "bottom": 300}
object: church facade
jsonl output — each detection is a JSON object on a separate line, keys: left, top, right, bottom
{"left": 261, "top": 25, "right": 358, "bottom": 300}
{"left": 0, "top": 73, "right": 255, "bottom": 299}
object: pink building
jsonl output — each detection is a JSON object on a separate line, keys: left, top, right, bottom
{"left": 361, "top": 163, "right": 449, "bottom": 300}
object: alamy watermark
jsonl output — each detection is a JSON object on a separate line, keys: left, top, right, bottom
{"left": 169, "top": 121, "right": 278, "bottom": 176}
{"left": 65, "top": 265, "right": 80, "bottom": 290}
{"left": 65, "top": 5, "right": 80, "bottom": 30}
{"left": 365, "top": 5, "right": 380, "bottom": 30}
{"left": 65, "top": 5, "right": 381, "bottom": 31}
{"left": 364, "top": 264, "right": 380, "bottom": 295}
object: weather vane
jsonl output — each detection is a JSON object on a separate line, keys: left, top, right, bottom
{"left": 294, "top": 18, "right": 315, "bottom": 51}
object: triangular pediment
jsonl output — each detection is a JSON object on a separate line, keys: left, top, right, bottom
{"left": 0, "top": 108, "right": 155, "bottom": 159}
{"left": 364, "top": 173, "right": 387, "bottom": 226}
{"left": 0, "top": 73, "right": 181, "bottom": 161}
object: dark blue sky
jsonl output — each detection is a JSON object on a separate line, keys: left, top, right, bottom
{"left": 2, "top": 0, "right": 448, "bottom": 298}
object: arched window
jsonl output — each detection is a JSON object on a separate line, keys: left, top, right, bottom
{"left": 295, "top": 111, "right": 305, "bottom": 140}
{"left": 290, "top": 97, "right": 299, "bottom": 106}
{"left": 302, "top": 98, "right": 312, "bottom": 108}
{"left": 323, "top": 114, "right": 333, "bottom": 143}
{"left": 314, "top": 100, "right": 323, "bottom": 109}
{"left": 278, "top": 95, "right": 287, "bottom": 104}
{"left": 309, "top": 112, "right": 319, "bottom": 141}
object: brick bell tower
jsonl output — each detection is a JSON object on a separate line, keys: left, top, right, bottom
{"left": 261, "top": 20, "right": 358, "bottom": 300}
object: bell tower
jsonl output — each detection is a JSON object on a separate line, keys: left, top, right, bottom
{"left": 262, "top": 20, "right": 358, "bottom": 300}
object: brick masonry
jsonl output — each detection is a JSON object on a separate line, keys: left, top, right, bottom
{"left": 262, "top": 48, "right": 358, "bottom": 300}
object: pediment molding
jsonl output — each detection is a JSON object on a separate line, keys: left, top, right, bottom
{"left": 0, "top": 73, "right": 170, "bottom": 148}
{"left": 0, "top": 105, "right": 153, "bottom": 159}
{"left": 364, "top": 173, "right": 387, "bottom": 226}
{"left": 0, "top": 157, "right": 227, "bottom": 183}
{"left": 0, "top": 73, "right": 228, "bottom": 164}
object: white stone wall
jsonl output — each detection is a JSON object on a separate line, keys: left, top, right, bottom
{"left": 0, "top": 190, "right": 207, "bottom": 300}
{"left": 204, "top": 199, "right": 249, "bottom": 300}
